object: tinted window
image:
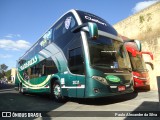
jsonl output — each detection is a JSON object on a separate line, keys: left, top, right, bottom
{"left": 44, "top": 57, "right": 58, "bottom": 75}
{"left": 129, "top": 53, "right": 147, "bottom": 71}
{"left": 39, "top": 29, "right": 52, "bottom": 50}
{"left": 34, "top": 43, "right": 41, "bottom": 55}
{"left": 26, "top": 57, "right": 58, "bottom": 79}
{"left": 76, "top": 10, "right": 117, "bottom": 36}
{"left": 69, "top": 47, "right": 84, "bottom": 74}
{"left": 88, "top": 35, "right": 131, "bottom": 69}
{"left": 52, "top": 14, "right": 77, "bottom": 42}
{"left": 53, "top": 13, "right": 79, "bottom": 56}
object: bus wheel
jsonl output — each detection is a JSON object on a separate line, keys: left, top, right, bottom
{"left": 52, "top": 81, "right": 63, "bottom": 102}
{"left": 19, "top": 83, "right": 24, "bottom": 94}
{"left": 143, "top": 85, "right": 150, "bottom": 91}
{"left": 18, "top": 83, "right": 20, "bottom": 92}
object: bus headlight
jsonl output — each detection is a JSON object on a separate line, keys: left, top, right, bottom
{"left": 92, "top": 76, "right": 108, "bottom": 85}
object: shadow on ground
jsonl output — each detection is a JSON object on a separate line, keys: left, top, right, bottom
{"left": 69, "top": 91, "right": 138, "bottom": 105}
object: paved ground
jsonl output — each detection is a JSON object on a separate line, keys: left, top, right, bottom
{"left": 0, "top": 84, "right": 160, "bottom": 120}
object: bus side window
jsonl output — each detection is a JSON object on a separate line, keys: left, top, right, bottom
{"left": 23, "top": 70, "right": 30, "bottom": 80}
{"left": 52, "top": 15, "right": 76, "bottom": 42}
{"left": 70, "top": 16, "right": 76, "bottom": 28}
{"left": 40, "top": 29, "right": 52, "bottom": 48}
{"left": 43, "top": 57, "right": 58, "bottom": 76}
{"left": 53, "top": 21, "right": 64, "bottom": 41}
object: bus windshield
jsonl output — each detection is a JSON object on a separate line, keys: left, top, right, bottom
{"left": 88, "top": 35, "right": 131, "bottom": 69}
{"left": 129, "top": 53, "right": 147, "bottom": 71}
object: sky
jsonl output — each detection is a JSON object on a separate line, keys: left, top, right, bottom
{"left": 0, "top": 0, "right": 159, "bottom": 70}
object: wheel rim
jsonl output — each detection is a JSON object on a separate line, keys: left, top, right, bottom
{"left": 54, "top": 84, "right": 61, "bottom": 99}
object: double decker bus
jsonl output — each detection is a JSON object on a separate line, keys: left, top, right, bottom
{"left": 15, "top": 9, "right": 135, "bottom": 102}
{"left": 122, "top": 36, "right": 153, "bottom": 90}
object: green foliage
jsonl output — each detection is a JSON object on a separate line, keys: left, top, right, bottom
{"left": 139, "top": 15, "right": 145, "bottom": 23}
{"left": 147, "top": 13, "right": 152, "bottom": 22}
{"left": 139, "top": 13, "right": 152, "bottom": 24}
{"left": 0, "top": 64, "right": 9, "bottom": 79}
{"left": 0, "top": 72, "right": 4, "bottom": 79}
{"left": 0, "top": 70, "right": 5, "bottom": 79}
{"left": 6, "top": 69, "right": 11, "bottom": 80}
{"left": 0, "top": 64, "right": 8, "bottom": 72}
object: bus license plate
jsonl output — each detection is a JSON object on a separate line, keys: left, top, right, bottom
{"left": 118, "top": 86, "right": 125, "bottom": 91}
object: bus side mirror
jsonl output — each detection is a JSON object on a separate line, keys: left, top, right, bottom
{"left": 141, "top": 52, "right": 154, "bottom": 60}
{"left": 145, "top": 62, "right": 154, "bottom": 70}
{"left": 88, "top": 22, "right": 98, "bottom": 40}
{"left": 134, "top": 40, "right": 142, "bottom": 52}
{"left": 126, "top": 46, "right": 137, "bottom": 57}
{"left": 71, "top": 22, "right": 99, "bottom": 40}
{"left": 124, "top": 39, "right": 142, "bottom": 52}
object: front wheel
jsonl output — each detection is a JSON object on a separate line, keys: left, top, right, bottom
{"left": 19, "top": 83, "right": 24, "bottom": 94}
{"left": 52, "top": 81, "right": 64, "bottom": 102}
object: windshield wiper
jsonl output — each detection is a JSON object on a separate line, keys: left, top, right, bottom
{"left": 92, "top": 64, "right": 110, "bottom": 67}
{"left": 120, "top": 68, "right": 132, "bottom": 72}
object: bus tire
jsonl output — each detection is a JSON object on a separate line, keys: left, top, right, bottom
{"left": 52, "top": 81, "right": 64, "bottom": 102}
{"left": 144, "top": 85, "right": 150, "bottom": 91}
{"left": 19, "top": 83, "right": 24, "bottom": 94}
{"left": 18, "top": 83, "right": 21, "bottom": 93}
{"left": 18, "top": 83, "right": 20, "bottom": 92}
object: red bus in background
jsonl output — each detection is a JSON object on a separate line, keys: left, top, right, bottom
{"left": 121, "top": 36, "right": 153, "bottom": 90}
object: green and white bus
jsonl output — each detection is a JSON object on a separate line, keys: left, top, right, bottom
{"left": 15, "top": 9, "right": 134, "bottom": 101}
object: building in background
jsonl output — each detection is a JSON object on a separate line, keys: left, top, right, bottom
{"left": 11, "top": 68, "right": 17, "bottom": 83}
{"left": 113, "top": 2, "right": 160, "bottom": 90}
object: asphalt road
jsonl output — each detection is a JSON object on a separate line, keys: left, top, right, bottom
{"left": 0, "top": 84, "right": 160, "bottom": 120}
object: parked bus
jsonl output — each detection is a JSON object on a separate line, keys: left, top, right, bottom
{"left": 15, "top": 9, "right": 135, "bottom": 102}
{"left": 122, "top": 36, "right": 153, "bottom": 90}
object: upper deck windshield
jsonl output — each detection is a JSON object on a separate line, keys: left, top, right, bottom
{"left": 129, "top": 53, "right": 147, "bottom": 71}
{"left": 76, "top": 10, "right": 117, "bottom": 36}
{"left": 87, "top": 35, "right": 131, "bottom": 70}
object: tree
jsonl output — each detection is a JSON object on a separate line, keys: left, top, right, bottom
{"left": 0, "top": 64, "right": 8, "bottom": 78}
{"left": 0, "top": 64, "right": 8, "bottom": 72}
{"left": 6, "top": 69, "right": 11, "bottom": 81}
{"left": 0, "top": 72, "right": 3, "bottom": 79}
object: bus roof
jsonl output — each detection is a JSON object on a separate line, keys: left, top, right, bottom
{"left": 19, "top": 9, "right": 118, "bottom": 60}
{"left": 19, "top": 9, "right": 79, "bottom": 60}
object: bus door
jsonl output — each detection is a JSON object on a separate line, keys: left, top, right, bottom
{"left": 68, "top": 46, "right": 85, "bottom": 98}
